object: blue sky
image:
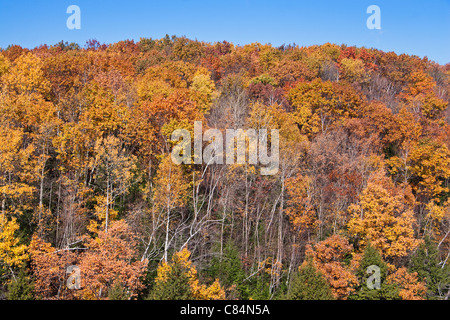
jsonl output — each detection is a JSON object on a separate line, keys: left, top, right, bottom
{"left": 0, "top": 0, "right": 449, "bottom": 64}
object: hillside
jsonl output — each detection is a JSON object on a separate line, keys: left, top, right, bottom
{"left": 0, "top": 36, "right": 449, "bottom": 300}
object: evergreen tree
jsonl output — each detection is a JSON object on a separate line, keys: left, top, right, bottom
{"left": 409, "top": 237, "right": 450, "bottom": 300}
{"left": 208, "top": 242, "right": 248, "bottom": 299}
{"left": 286, "top": 259, "right": 334, "bottom": 300}
{"left": 148, "top": 248, "right": 225, "bottom": 300}
{"left": 350, "top": 244, "right": 400, "bottom": 300}
{"left": 148, "top": 261, "right": 193, "bottom": 300}
{"left": 7, "top": 269, "right": 34, "bottom": 300}
{"left": 248, "top": 275, "right": 271, "bottom": 300}
{"left": 108, "top": 282, "right": 131, "bottom": 300}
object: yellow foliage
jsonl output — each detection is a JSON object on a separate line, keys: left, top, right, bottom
{"left": 190, "top": 70, "right": 217, "bottom": 113}
{"left": 339, "top": 58, "right": 370, "bottom": 84}
{"left": 137, "top": 78, "right": 173, "bottom": 101}
{"left": 425, "top": 199, "right": 450, "bottom": 237}
{"left": 0, "top": 53, "right": 10, "bottom": 77}
{"left": 347, "top": 172, "right": 421, "bottom": 259}
{"left": 153, "top": 154, "right": 190, "bottom": 211}
{"left": 3, "top": 52, "right": 50, "bottom": 95}
{"left": 155, "top": 248, "right": 225, "bottom": 300}
{"left": 0, "top": 214, "right": 28, "bottom": 268}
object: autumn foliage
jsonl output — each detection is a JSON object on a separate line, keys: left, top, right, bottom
{"left": 0, "top": 37, "right": 449, "bottom": 300}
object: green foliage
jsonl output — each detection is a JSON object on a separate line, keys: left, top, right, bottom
{"left": 147, "top": 261, "right": 194, "bottom": 300}
{"left": 285, "top": 259, "right": 334, "bottom": 300}
{"left": 249, "top": 74, "right": 278, "bottom": 86}
{"left": 108, "top": 282, "right": 131, "bottom": 300}
{"left": 0, "top": 35, "right": 448, "bottom": 301}
{"left": 7, "top": 269, "right": 34, "bottom": 300}
{"left": 53, "top": 41, "right": 80, "bottom": 51}
{"left": 409, "top": 237, "right": 450, "bottom": 300}
{"left": 350, "top": 244, "right": 400, "bottom": 300}
{"left": 207, "top": 242, "right": 249, "bottom": 299}
{"left": 248, "top": 275, "right": 271, "bottom": 300}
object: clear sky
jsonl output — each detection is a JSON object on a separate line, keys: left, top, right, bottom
{"left": 0, "top": 0, "right": 449, "bottom": 64}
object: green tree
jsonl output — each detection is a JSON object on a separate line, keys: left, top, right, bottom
{"left": 350, "top": 244, "right": 400, "bottom": 300}
{"left": 208, "top": 242, "right": 248, "bottom": 299}
{"left": 6, "top": 268, "right": 34, "bottom": 300}
{"left": 148, "top": 248, "right": 225, "bottom": 300}
{"left": 108, "top": 282, "right": 131, "bottom": 300}
{"left": 409, "top": 237, "right": 450, "bottom": 300}
{"left": 286, "top": 259, "right": 334, "bottom": 300}
{"left": 148, "top": 257, "right": 194, "bottom": 300}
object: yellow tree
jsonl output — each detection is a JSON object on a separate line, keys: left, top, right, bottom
{"left": 0, "top": 126, "right": 35, "bottom": 218}
{"left": 407, "top": 139, "right": 450, "bottom": 203}
{"left": 0, "top": 50, "right": 62, "bottom": 238}
{"left": 90, "top": 135, "right": 136, "bottom": 233}
{"left": 0, "top": 214, "right": 28, "bottom": 275}
{"left": 152, "top": 247, "right": 225, "bottom": 300}
{"left": 189, "top": 68, "right": 217, "bottom": 113}
{"left": 153, "top": 154, "right": 190, "bottom": 262}
{"left": 347, "top": 171, "right": 421, "bottom": 261}
{"left": 0, "top": 52, "right": 10, "bottom": 78}
{"left": 339, "top": 58, "right": 371, "bottom": 85}
{"left": 2, "top": 52, "right": 50, "bottom": 96}
{"left": 288, "top": 79, "right": 363, "bottom": 136}
{"left": 401, "top": 71, "right": 447, "bottom": 120}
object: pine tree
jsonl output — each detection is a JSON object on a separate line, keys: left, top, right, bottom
{"left": 409, "top": 237, "right": 450, "bottom": 300}
{"left": 350, "top": 244, "right": 400, "bottom": 300}
{"left": 148, "top": 248, "right": 225, "bottom": 300}
{"left": 108, "top": 282, "right": 131, "bottom": 300}
{"left": 148, "top": 257, "right": 194, "bottom": 300}
{"left": 6, "top": 269, "right": 34, "bottom": 300}
{"left": 208, "top": 242, "right": 248, "bottom": 299}
{"left": 286, "top": 259, "right": 334, "bottom": 300}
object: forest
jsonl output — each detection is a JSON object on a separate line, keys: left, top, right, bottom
{"left": 0, "top": 35, "right": 448, "bottom": 300}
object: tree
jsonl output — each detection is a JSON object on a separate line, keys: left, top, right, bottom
{"left": 208, "top": 242, "right": 248, "bottom": 299}
{"left": 149, "top": 254, "right": 193, "bottom": 300}
{"left": 77, "top": 220, "right": 147, "bottom": 300}
{"left": 0, "top": 53, "right": 11, "bottom": 77}
{"left": 152, "top": 155, "right": 190, "bottom": 262}
{"left": 190, "top": 68, "right": 217, "bottom": 113}
{"left": 288, "top": 79, "right": 363, "bottom": 135}
{"left": 6, "top": 268, "right": 34, "bottom": 300}
{"left": 2, "top": 52, "right": 50, "bottom": 96}
{"left": 305, "top": 234, "right": 358, "bottom": 299}
{"left": 90, "top": 135, "right": 136, "bottom": 233}
{"left": 401, "top": 71, "right": 447, "bottom": 120}
{"left": 0, "top": 126, "right": 35, "bottom": 219}
{"left": 286, "top": 258, "right": 334, "bottom": 300}
{"left": 409, "top": 236, "right": 450, "bottom": 299}
{"left": 349, "top": 244, "right": 400, "bottom": 300}
{"left": 29, "top": 236, "right": 77, "bottom": 300}
{"left": 339, "top": 58, "right": 370, "bottom": 85}
{"left": 149, "top": 248, "right": 225, "bottom": 300}
{"left": 0, "top": 214, "right": 28, "bottom": 274}
{"left": 107, "top": 281, "right": 131, "bottom": 300}
{"left": 347, "top": 171, "right": 421, "bottom": 261}
{"left": 285, "top": 175, "right": 318, "bottom": 239}
{"left": 386, "top": 267, "right": 427, "bottom": 300}
{"left": 407, "top": 139, "right": 450, "bottom": 203}
{"left": 1, "top": 36, "right": 449, "bottom": 301}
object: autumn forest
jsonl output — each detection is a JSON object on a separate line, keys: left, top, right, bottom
{"left": 0, "top": 36, "right": 449, "bottom": 300}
